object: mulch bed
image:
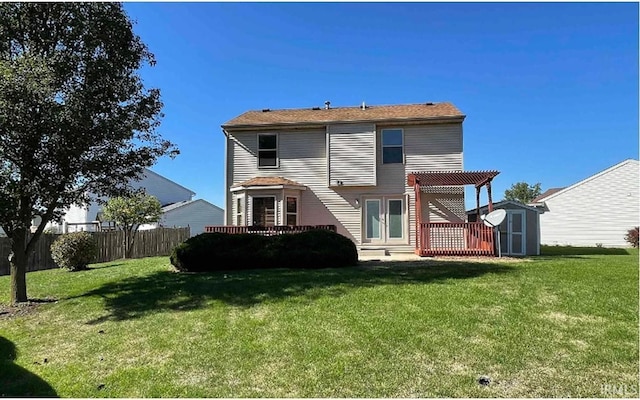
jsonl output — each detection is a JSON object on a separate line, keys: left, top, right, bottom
{"left": 0, "top": 298, "right": 58, "bottom": 320}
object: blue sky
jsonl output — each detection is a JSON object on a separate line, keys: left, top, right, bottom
{"left": 123, "top": 2, "right": 638, "bottom": 209}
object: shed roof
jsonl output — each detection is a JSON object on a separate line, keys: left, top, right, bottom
{"left": 407, "top": 170, "right": 500, "bottom": 187}
{"left": 223, "top": 102, "right": 464, "bottom": 128}
{"left": 465, "top": 200, "right": 541, "bottom": 214}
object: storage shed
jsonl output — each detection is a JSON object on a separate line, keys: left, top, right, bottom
{"left": 467, "top": 200, "right": 540, "bottom": 256}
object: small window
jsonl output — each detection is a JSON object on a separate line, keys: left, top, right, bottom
{"left": 286, "top": 197, "right": 298, "bottom": 226}
{"left": 258, "top": 134, "right": 278, "bottom": 167}
{"left": 236, "top": 197, "right": 244, "bottom": 226}
{"left": 382, "top": 129, "right": 403, "bottom": 164}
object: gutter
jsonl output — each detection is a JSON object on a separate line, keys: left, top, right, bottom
{"left": 222, "top": 128, "right": 230, "bottom": 225}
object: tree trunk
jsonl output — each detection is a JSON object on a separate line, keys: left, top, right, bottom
{"left": 9, "top": 229, "right": 29, "bottom": 304}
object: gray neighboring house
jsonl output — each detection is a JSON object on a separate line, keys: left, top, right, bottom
{"left": 467, "top": 200, "right": 541, "bottom": 256}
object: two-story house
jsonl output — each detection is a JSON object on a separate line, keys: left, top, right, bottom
{"left": 221, "top": 101, "right": 499, "bottom": 256}
{"left": 51, "top": 168, "right": 223, "bottom": 236}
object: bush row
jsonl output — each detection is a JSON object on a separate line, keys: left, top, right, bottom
{"left": 170, "top": 229, "right": 358, "bottom": 272}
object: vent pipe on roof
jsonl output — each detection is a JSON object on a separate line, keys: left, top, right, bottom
{"left": 361, "top": 101, "right": 366, "bottom": 110}
{"left": 324, "top": 101, "right": 330, "bottom": 109}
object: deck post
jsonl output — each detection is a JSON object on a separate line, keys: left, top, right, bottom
{"left": 475, "top": 186, "right": 481, "bottom": 219}
{"left": 487, "top": 181, "right": 494, "bottom": 212}
{"left": 414, "top": 179, "right": 422, "bottom": 255}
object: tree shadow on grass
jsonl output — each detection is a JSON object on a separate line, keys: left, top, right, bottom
{"left": 71, "top": 260, "right": 517, "bottom": 324}
{"left": 0, "top": 336, "right": 58, "bottom": 397}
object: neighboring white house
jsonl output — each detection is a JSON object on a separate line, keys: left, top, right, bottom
{"left": 222, "top": 101, "right": 499, "bottom": 255}
{"left": 52, "top": 168, "right": 223, "bottom": 236}
{"left": 529, "top": 159, "right": 639, "bottom": 247}
{"left": 140, "top": 199, "right": 224, "bottom": 236}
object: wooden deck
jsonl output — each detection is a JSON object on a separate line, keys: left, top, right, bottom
{"left": 204, "top": 225, "right": 336, "bottom": 235}
{"left": 417, "top": 222, "right": 495, "bottom": 256}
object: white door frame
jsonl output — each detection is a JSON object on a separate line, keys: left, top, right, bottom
{"left": 362, "top": 196, "right": 407, "bottom": 244}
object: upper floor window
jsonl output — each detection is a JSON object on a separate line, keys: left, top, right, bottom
{"left": 258, "top": 134, "right": 278, "bottom": 168}
{"left": 382, "top": 129, "right": 403, "bottom": 164}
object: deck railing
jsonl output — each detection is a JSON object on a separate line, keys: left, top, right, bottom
{"left": 418, "top": 222, "right": 495, "bottom": 256}
{"left": 204, "top": 225, "right": 337, "bottom": 236}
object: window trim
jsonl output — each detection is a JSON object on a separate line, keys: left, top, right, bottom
{"left": 285, "top": 196, "right": 299, "bottom": 226}
{"left": 235, "top": 195, "right": 245, "bottom": 226}
{"left": 381, "top": 128, "right": 404, "bottom": 164}
{"left": 251, "top": 195, "right": 277, "bottom": 226}
{"left": 257, "top": 133, "right": 279, "bottom": 169}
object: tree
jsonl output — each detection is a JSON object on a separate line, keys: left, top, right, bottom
{"left": 0, "top": 3, "right": 177, "bottom": 304}
{"left": 504, "top": 182, "right": 542, "bottom": 204}
{"left": 102, "top": 193, "right": 162, "bottom": 258}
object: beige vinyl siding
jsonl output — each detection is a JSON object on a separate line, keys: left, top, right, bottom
{"left": 397, "top": 123, "right": 464, "bottom": 247}
{"left": 328, "top": 123, "right": 376, "bottom": 187}
{"left": 539, "top": 160, "right": 639, "bottom": 247}
{"left": 227, "top": 122, "right": 463, "bottom": 247}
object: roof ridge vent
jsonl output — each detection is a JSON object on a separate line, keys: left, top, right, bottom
{"left": 262, "top": 108, "right": 270, "bottom": 112}
{"left": 425, "top": 102, "right": 434, "bottom": 106}
{"left": 312, "top": 107, "right": 321, "bottom": 110}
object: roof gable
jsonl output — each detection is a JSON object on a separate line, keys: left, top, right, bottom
{"left": 530, "top": 159, "right": 639, "bottom": 204}
{"left": 137, "top": 168, "right": 196, "bottom": 197}
{"left": 223, "top": 102, "right": 464, "bottom": 129}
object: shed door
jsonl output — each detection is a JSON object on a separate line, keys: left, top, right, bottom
{"left": 507, "top": 210, "right": 526, "bottom": 256}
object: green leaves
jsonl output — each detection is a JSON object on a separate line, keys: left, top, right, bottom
{"left": 102, "top": 193, "right": 163, "bottom": 228}
{"left": 504, "top": 182, "right": 542, "bottom": 204}
{"left": 0, "top": 3, "right": 177, "bottom": 301}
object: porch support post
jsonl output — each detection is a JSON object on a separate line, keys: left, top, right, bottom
{"left": 487, "top": 181, "right": 494, "bottom": 212}
{"left": 414, "top": 180, "right": 422, "bottom": 255}
{"left": 475, "top": 186, "right": 481, "bottom": 218}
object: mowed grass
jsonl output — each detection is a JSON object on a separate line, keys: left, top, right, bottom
{"left": 0, "top": 248, "right": 638, "bottom": 397}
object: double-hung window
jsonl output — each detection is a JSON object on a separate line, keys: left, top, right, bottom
{"left": 258, "top": 134, "right": 278, "bottom": 168}
{"left": 382, "top": 129, "right": 403, "bottom": 164}
{"left": 286, "top": 197, "right": 298, "bottom": 226}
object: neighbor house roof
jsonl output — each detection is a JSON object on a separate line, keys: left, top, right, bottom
{"left": 531, "top": 187, "right": 565, "bottom": 203}
{"left": 223, "top": 102, "right": 464, "bottom": 129}
{"left": 231, "top": 176, "right": 306, "bottom": 188}
{"left": 162, "top": 199, "right": 223, "bottom": 213}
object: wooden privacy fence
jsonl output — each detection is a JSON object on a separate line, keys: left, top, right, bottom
{"left": 204, "top": 225, "right": 337, "bottom": 236}
{"left": 0, "top": 227, "right": 190, "bottom": 276}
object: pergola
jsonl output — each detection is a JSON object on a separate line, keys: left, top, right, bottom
{"left": 407, "top": 170, "right": 500, "bottom": 256}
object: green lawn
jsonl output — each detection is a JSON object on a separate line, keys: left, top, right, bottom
{"left": 1, "top": 248, "right": 638, "bottom": 397}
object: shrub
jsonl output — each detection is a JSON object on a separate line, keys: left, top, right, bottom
{"left": 170, "top": 229, "right": 358, "bottom": 272}
{"left": 624, "top": 227, "right": 639, "bottom": 248}
{"left": 50, "top": 231, "right": 97, "bottom": 271}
